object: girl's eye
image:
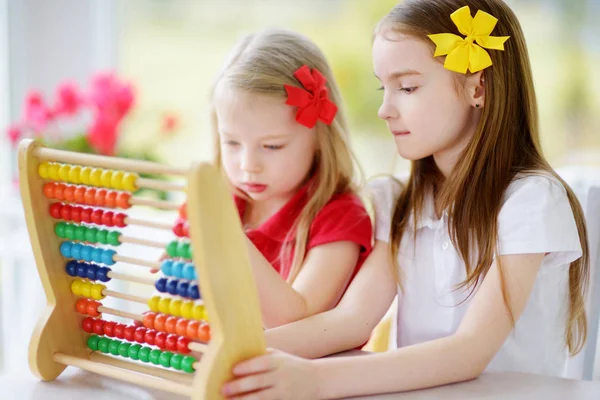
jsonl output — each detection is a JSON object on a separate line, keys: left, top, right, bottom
{"left": 377, "top": 86, "right": 384, "bottom": 91}
{"left": 264, "top": 144, "right": 284, "bottom": 150}
{"left": 224, "top": 140, "right": 239, "bottom": 146}
{"left": 400, "top": 87, "right": 417, "bottom": 94}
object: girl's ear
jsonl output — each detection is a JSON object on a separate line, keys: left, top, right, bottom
{"left": 466, "top": 70, "right": 485, "bottom": 109}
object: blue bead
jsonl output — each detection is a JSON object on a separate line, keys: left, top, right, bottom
{"left": 60, "top": 242, "right": 73, "bottom": 258}
{"left": 167, "top": 278, "right": 179, "bottom": 295}
{"left": 76, "top": 262, "right": 87, "bottom": 278}
{"left": 182, "top": 263, "right": 196, "bottom": 280}
{"left": 155, "top": 277, "right": 167, "bottom": 293}
{"left": 86, "top": 263, "right": 98, "bottom": 280}
{"left": 96, "top": 267, "right": 111, "bottom": 282}
{"left": 171, "top": 262, "right": 184, "bottom": 279}
{"left": 102, "top": 249, "right": 116, "bottom": 266}
{"left": 188, "top": 282, "right": 201, "bottom": 300}
{"left": 161, "top": 260, "right": 173, "bottom": 277}
{"left": 71, "top": 243, "right": 83, "bottom": 260}
{"left": 65, "top": 260, "right": 78, "bottom": 276}
{"left": 80, "top": 245, "right": 92, "bottom": 262}
{"left": 91, "top": 247, "right": 103, "bottom": 263}
{"left": 176, "top": 280, "right": 189, "bottom": 297}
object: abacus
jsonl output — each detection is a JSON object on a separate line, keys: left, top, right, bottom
{"left": 18, "top": 139, "right": 265, "bottom": 399}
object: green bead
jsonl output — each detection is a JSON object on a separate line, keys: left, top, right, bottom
{"left": 107, "top": 231, "right": 121, "bottom": 246}
{"left": 97, "top": 230, "right": 108, "bottom": 244}
{"left": 178, "top": 242, "right": 191, "bottom": 259}
{"left": 87, "top": 335, "right": 100, "bottom": 351}
{"left": 75, "top": 225, "right": 86, "bottom": 241}
{"left": 128, "top": 344, "right": 142, "bottom": 360}
{"left": 170, "top": 353, "right": 183, "bottom": 370}
{"left": 85, "top": 227, "right": 99, "bottom": 243}
{"left": 64, "top": 224, "right": 75, "bottom": 240}
{"left": 159, "top": 351, "right": 173, "bottom": 368}
{"left": 97, "top": 337, "right": 110, "bottom": 353}
{"left": 181, "top": 356, "right": 196, "bottom": 373}
{"left": 55, "top": 222, "right": 66, "bottom": 238}
{"left": 138, "top": 346, "right": 151, "bottom": 363}
{"left": 118, "top": 342, "right": 131, "bottom": 358}
{"left": 166, "top": 241, "right": 178, "bottom": 257}
{"left": 184, "top": 243, "right": 193, "bottom": 260}
{"left": 109, "top": 339, "right": 120, "bottom": 356}
{"left": 149, "top": 349, "right": 162, "bottom": 365}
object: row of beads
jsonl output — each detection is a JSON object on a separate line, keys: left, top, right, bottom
{"left": 172, "top": 218, "right": 189, "bottom": 238}
{"left": 44, "top": 182, "right": 132, "bottom": 209}
{"left": 39, "top": 162, "right": 138, "bottom": 192}
{"left": 155, "top": 277, "right": 200, "bottom": 300}
{"left": 86, "top": 335, "right": 196, "bottom": 373}
{"left": 71, "top": 278, "right": 106, "bottom": 300}
{"left": 82, "top": 318, "right": 192, "bottom": 354}
{"left": 143, "top": 312, "right": 211, "bottom": 342}
{"left": 160, "top": 260, "right": 197, "bottom": 280}
{"left": 56, "top": 222, "right": 122, "bottom": 246}
{"left": 50, "top": 203, "right": 127, "bottom": 228}
{"left": 147, "top": 295, "right": 207, "bottom": 321}
{"left": 166, "top": 240, "right": 192, "bottom": 260}
{"left": 60, "top": 241, "right": 116, "bottom": 265}
{"left": 66, "top": 261, "right": 111, "bottom": 282}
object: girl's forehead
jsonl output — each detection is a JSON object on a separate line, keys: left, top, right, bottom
{"left": 372, "top": 34, "right": 436, "bottom": 79}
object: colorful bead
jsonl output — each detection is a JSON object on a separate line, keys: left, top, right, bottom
{"left": 92, "top": 319, "right": 105, "bottom": 335}
{"left": 75, "top": 298, "right": 88, "bottom": 314}
{"left": 124, "top": 325, "right": 135, "bottom": 342}
{"left": 38, "top": 162, "right": 50, "bottom": 179}
{"left": 159, "top": 351, "right": 173, "bottom": 368}
{"left": 143, "top": 312, "right": 157, "bottom": 329}
{"left": 87, "top": 300, "right": 101, "bottom": 317}
{"left": 177, "top": 337, "right": 191, "bottom": 354}
{"left": 145, "top": 329, "right": 157, "bottom": 346}
{"left": 188, "top": 283, "right": 201, "bottom": 300}
{"left": 118, "top": 342, "right": 131, "bottom": 358}
{"left": 182, "top": 263, "right": 196, "bottom": 280}
{"left": 79, "top": 167, "right": 91, "bottom": 184}
{"left": 43, "top": 182, "right": 55, "bottom": 199}
{"left": 64, "top": 224, "right": 75, "bottom": 240}
{"left": 80, "top": 206, "right": 92, "bottom": 222}
{"left": 134, "top": 327, "right": 147, "bottom": 344}
{"left": 53, "top": 184, "right": 65, "bottom": 201}
{"left": 102, "top": 211, "right": 114, "bottom": 227}
{"left": 128, "top": 344, "right": 142, "bottom": 360}
{"left": 179, "top": 202, "right": 187, "bottom": 219}
{"left": 110, "top": 171, "right": 123, "bottom": 190}
{"left": 138, "top": 346, "right": 151, "bottom": 363}
{"left": 113, "top": 324, "right": 126, "bottom": 339}
{"left": 101, "top": 321, "right": 115, "bottom": 337}
{"left": 64, "top": 186, "right": 76, "bottom": 202}
{"left": 70, "top": 279, "right": 83, "bottom": 296}
{"left": 105, "top": 191, "right": 117, "bottom": 208}
{"left": 168, "top": 299, "right": 182, "bottom": 317}
{"left": 161, "top": 260, "right": 173, "bottom": 277}
{"left": 167, "top": 278, "right": 179, "bottom": 295}
{"left": 165, "top": 334, "right": 178, "bottom": 351}
{"left": 121, "top": 173, "right": 137, "bottom": 192}
{"left": 147, "top": 296, "right": 160, "bottom": 312}
{"left": 149, "top": 349, "right": 161, "bottom": 365}
{"left": 100, "top": 170, "right": 113, "bottom": 188}
{"left": 175, "top": 319, "right": 189, "bottom": 337}
{"left": 85, "top": 263, "right": 98, "bottom": 280}
{"left": 89, "top": 283, "right": 105, "bottom": 300}
{"left": 158, "top": 298, "right": 172, "bottom": 314}
{"left": 80, "top": 281, "right": 92, "bottom": 298}
{"left": 75, "top": 225, "right": 86, "bottom": 241}
{"left": 154, "top": 313, "right": 168, "bottom": 332}
{"left": 170, "top": 353, "right": 184, "bottom": 370}
{"left": 116, "top": 192, "right": 131, "bottom": 209}
{"left": 114, "top": 213, "right": 126, "bottom": 227}
{"left": 182, "top": 356, "right": 196, "bottom": 373}
{"left": 96, "top": 267, "right": 110, "bottom": 282}
{"left": 186, "top": 320, "right": 199, "bottom": 340}
{"left": 155, "top": 278, "right": 167, "bottom": 293}
{"left": 82, "top": 317, "right": 94, "bottom": 333}
{"left": 87, "top": 335, "right": 100, "bottom": 351}
{"left": 172, "top": 261, "right": 184, "bottom": 279}
{"left": 165, "top": 316, "right": 179, "bottom": 334}
{"left": 47, "top": 163, "right": 60, "bottom": 181}
{"left": 66, "top": 260, "right": 77, "bottom": 276}
{"left": 55, "top": 222, "right": 66, "bottom": 238}
{"left": 96, "top": 230, "right": 108, "bottom": 244}
{"left": 98, "top": 337, "right": 111, "bottom": 354}
{"left": 155, "top": 332, "right": 167, "bottom": 349}
{"left": 79, "top": 244, "right": 91, "bottom": 261}
{"left": 180, "top": 301, "right": 194, "bottom": 320}
{"left": 84, "top": 188, "right": 96, "bottom": 205}
{"left": 108, "top": 339, "right": 120, "bottom": 356}
{"left": 89, "top": 168, "right": 102, "bottom": 186}
{"left": 91, "top": 247, "right": 103, "bottom": 263}
{"left": 68, "top": 165, "right": 81, "bottom": 184}
{"left": 101, "top": 249, "right": 116, "bottom": 266}
{"left": 198, "top": 322, "right": 211, "bottom": 342}
{"left": 166, "top": 241, "right": 178, "bottom": 258}
{"left": 49, "top": 203, "right": 62, "bottom": 219}
{"left": 58, "top": 164, "right": 70, "bottom": 182}
{"left": 193, "top": 305, "right": 204, "bottom": 321}
{"left": 76, "top": 262, "right": 87, "bottom": 278}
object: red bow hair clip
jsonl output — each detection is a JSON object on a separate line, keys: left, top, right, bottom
{"left": 284, "top": 65, "right": 338, "bottom": 129}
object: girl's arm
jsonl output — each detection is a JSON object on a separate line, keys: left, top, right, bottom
{"left": 224, "top": 252, "right": 545, "bottom": 399}
{"left": 247, "top": 237, "right": 361, "bottom": 328}
{"left": 264, "top": 241, "right": 397, "bottom": 357}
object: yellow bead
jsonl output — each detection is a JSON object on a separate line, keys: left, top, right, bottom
{"left": 68, "top": 165, "right": 81, "bottom": 184}
{"left": 38, "top": 162, "right": 50, "bottom": 179}
{"left": 48, "top": 163, "right": 60, "bottom": 181}
{"left": 180, "top": 301, "right": 194, "bottom": 319}
{"left": 203, "top": 309, "right": 209, "bottom": 322}
{"left": 79, "top": 167, "right": 91, "bottom": 185}
{"left": 80, "top": 281, "right": 92, "bottom": 298}
{"left": 110, "top": 171, "right": 124, "bottom": 190}
{"left": 148, "top": 296, "right": 161, "bottom": 312}
{"left": 169, "top": 299, "right": 182, "bottom": 317}
{"left": 91, "top": 283, "right": 106, "bottom": 300}
{"left": 100, "top": 169, "right": 113, "bottom": 188}
{"left": 193, "top": 304, "right": 205, "bottom": 321}
{"left": 89, "top": 168, "right": 102, "bottom": 186}
{"left": 158, "top": 297, "right": 172, "bottom": 314}
{"left": 71, "top": 279, "right": 83, "bottom": 296}
{"left": 121, "top": 173, "right": 138, "bottom": 192}
{"left": 58, "top": 164, "right": 71, "bottom": 182}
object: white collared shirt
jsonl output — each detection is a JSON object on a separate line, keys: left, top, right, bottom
{"left": 369, "top": 174, "right": 582, "bottom": 377}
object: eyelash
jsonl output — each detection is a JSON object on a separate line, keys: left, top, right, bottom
{"left": 377, "top": 86, "right": 418, "bottom": 94}
{"left": 264, "top": 144, "right": 284, "bottom": 150}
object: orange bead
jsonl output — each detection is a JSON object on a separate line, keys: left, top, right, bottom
{"left": 94, "top": 189, "right": 107, "bottom": 206}
{"left": 175, "top": 318, "right": 189, "bottom": 337}
{"left": 165, "top": 316, "right": 179, "bottom": 334}
{"left": 198, "top": 322, "right": 211, "bottom": 342}
{"left": 87, "top": 300, "right": 101, "bottom": 317}
{"left": 75, "top": 298, "right": 89, "bottom": 314}
{"left": 105, "top": 191, "right": 117, "bottom": 208}
{"left": 84, "top": 188, "right": 96, "bottom": 205}
{"left": 186, "top": 320, "right": 200, "bottom": 340}
{"left": 143, "top": 312, "right": 157, "bottom": 329}
{"left": 63, "top": 185, "right": 76, "bottom": 202}
{"left": 43, "top": 182, "right": 56, "bottom": 199}
{"left": 179, "top": 202, "right": 187, "bottom": 219}
{"left": 54, "top": 184, "right": 65, "bottom": 201}
{"left": 74, "top": 186, "right": 86, "bottom": 203}
{"left": 116, "top": 192, "right": 131, "bottom": 209}
{"left": 154, "top": 313, "right": 168, "bottom": 332}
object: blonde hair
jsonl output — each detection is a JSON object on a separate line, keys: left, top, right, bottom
{"left": 377, "top": 0, "right": 589, "bottom": 355}
{"left": 210, "top": 28, "right": 361, "bottom": 283}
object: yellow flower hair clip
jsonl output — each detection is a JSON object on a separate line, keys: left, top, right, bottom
{"left": 428, "top": 5, "right": 510, "bottom": 74}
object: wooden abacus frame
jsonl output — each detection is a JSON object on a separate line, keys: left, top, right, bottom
{"left": 18, "top": 139, "right": 266, "bottom": 399}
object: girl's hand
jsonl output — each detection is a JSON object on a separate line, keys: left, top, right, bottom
{"left": 222, "top": 350, "right": 319, "bottom": 400}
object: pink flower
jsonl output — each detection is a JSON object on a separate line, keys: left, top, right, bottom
{"left": 115, "top": 84, "right": 134, "bottom": 119}
{"left": 7, "top": 124, "right": 22, "bottom": 145}
{"left": 23, "top": 90, "right": 51, "bottom": 132}
{"left": 54, "top": 81, "right": 82, "bottom": 116}
{"left": 161, "top": 113, "right": 179, "bottom": 135}
{"left": 88, "top": 113, "right": 118, "bottom": 156}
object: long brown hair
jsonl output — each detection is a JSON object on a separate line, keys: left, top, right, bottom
{"left": 377, "top": 0, "right": 589, "bottom": 355}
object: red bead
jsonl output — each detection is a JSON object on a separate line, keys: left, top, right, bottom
{"left": 113, "top": 323, "right": 126, "bottom": 339}
{"left": 82, "top": 317, "right": 95, "bottom": 333}
{"left": 165, "top": 316, "right": 179, "bottom": 334}
{"left": 102, "top": 211, "right": 114, "bottom": 227}
{"left": 74, "top": 186, "right": 86, "bottom": 203}
{"left": 49, "top": 203, "right": 62, "bottom": 219}
{"left": 133, "top": 319, "right": 143, "bottom": 328}
{"left": 91, "top": 209, "right": 103, "bottom": 225}
{"left": 155, "top": 332, "right": 167, "bottom": 349}
{"left": 75, "top": 298, "right": 88, "bottom": 314}
{"left": 84, "top": 188, "right": 96, "bottom": 205}
{"left": 134, "top": 327, "right": 147, "bottom": 343}
{"left": 173, "top": 220, "right": 185, "bottom": 237}
{"left": 182, "top": 222, "right": 189, "bottom": 237}
{"left": 43, "top": 183, "right": 56, "bottom": 199}
{"left": 60, "top": 204, "right": 72, "bottom": 220}
{"left": 144, "top": 329, "right": 157, "bottom": 345}
{"left": 103, "top": 321, "right": 116, "bottom": 337}
{"left": 105, "top": 191, "right": 117, "bottom": 208}
{"left": 113, "top": 213, "right": 126, "bottom": 227}
{"left": 176, "top": 336, "right": 191, "bottom": 354}
{"left": 87, "top": 300, "right": 101, "bottom": 317}
{"left": 92, "top": 319, "right": 105, "bottom": 335}
{"left": 71, "top": 206, "right": 82, "bottom": 223}
{"left": 81, "top": 208, "right": 92, "bottom": 223}
{"left": 143, "top": 312, "right": 156, "bottom": 329}
{"left": 165, "top": 334, "right": 178, "bottom": 351}
{"left": 63, "top": 185, "right": 76, "bottom": 202}
{"left": 124, "top": 325, "right": 136, "bottom": 341}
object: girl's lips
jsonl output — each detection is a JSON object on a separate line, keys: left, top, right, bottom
{"left": 243, "top": 183, "right": 268, "bottom": 193}
{"left": 392, "top": 130, "right": 411, "bottom": 136}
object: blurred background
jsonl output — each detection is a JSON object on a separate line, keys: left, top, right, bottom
{"left": 0, "top": 0, "right": 598, "bottom": 377}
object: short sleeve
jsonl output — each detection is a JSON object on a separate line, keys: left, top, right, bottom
{"left": 308, "top": 194, "right": 373, "bottom": 253}
{"left": 368, "top": 177, "right": 403, "bottom": 243}
{"left": 497, "top": 175, "right": 582, "bottom": 268}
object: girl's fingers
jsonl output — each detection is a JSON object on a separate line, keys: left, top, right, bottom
{"left": 222, "top": 371, "right": 277, "bottom": 397}
{"left": 232, "top": 352, "right": 279, "bottom": 376}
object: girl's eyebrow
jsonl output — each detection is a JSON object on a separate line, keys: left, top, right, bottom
{"left": 374, "top": 69, "right": 422, "bottom": 81}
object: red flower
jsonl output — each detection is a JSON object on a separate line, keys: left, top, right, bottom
{"left": 88, "top": 113, "right": 118, "bottom": 156}
{"left": 54, "top": 82, "right": 83, "bottom": 116}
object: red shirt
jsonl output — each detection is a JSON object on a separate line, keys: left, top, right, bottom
{"left": 234, "top": 185, "right": 373, "bottom": 281}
